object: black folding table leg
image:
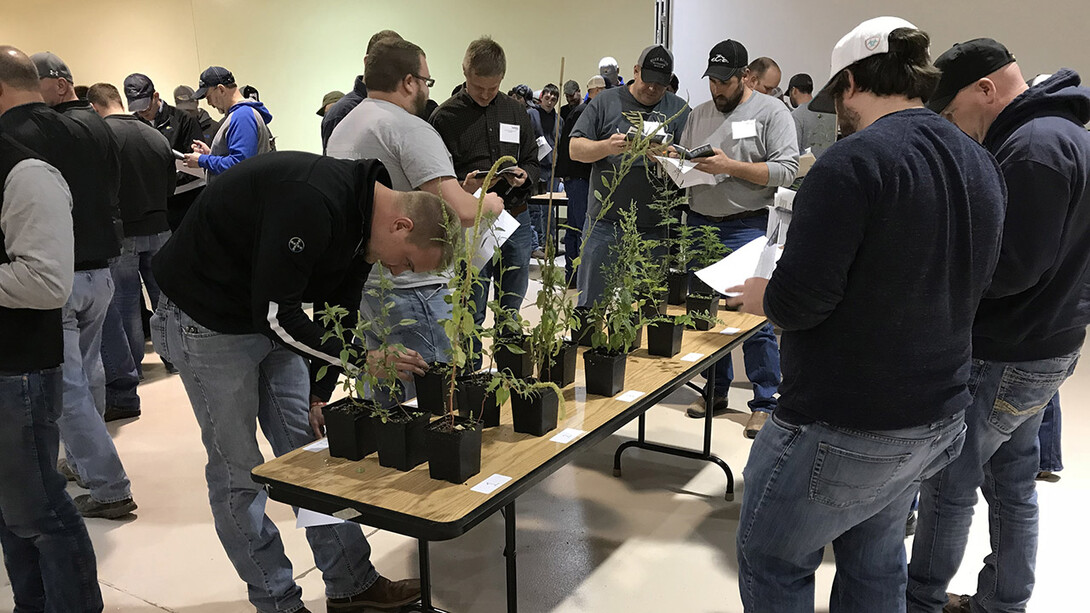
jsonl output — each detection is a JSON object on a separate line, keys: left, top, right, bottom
{"left": 502, "top": 502, "right": 518, "bottom": 612}
{"left": 403, "top": 539, "right": 451, "bottom": 613}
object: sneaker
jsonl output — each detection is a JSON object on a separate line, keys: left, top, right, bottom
{"left": 104, "top": 406, "right": 141, "bottom": 422}
{"left": 1036, "top": 470, "right": 1061, "bottom": 482}
{"left": 327, "top": 576, "right": 422, "bottom": 611}
{"left": 743, "top": 411, "right": 769, "bottom": 439}
{"left": 57, "top": 459, "right": 87, "bottom": 489}
{"left": 531, "top": 248, "right": 547, "bottom": 259}
{"left": 943, "top": 593, "right": 971, "bottom": 613}
{"left": 73, "top": 494, "right": 137, "bottom": 519}
{"left": 686, "top": 395, "right": 730, "bottom": 419}
{"left": 905, "top": 510, "right": 917, "bottom": 538}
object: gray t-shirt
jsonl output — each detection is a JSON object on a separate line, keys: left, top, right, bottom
{"left": 571, "top": 86, "right": 690, "bottom": 229}
{"left": 679, "top": 92, "right": 799, "bottom": 217}
{"left": 792, "top": 100, "right": 837, "bottom": 159}
{"left": 327, "top": 98, "right": 453, "bottom": 288}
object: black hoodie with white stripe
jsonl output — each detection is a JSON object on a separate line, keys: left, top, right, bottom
{"left": 152, "top": 151, "right": 390, "bottom": 400}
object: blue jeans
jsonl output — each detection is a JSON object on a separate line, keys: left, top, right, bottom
{"left": 738, "top": 410, "right": 966, "bottom": 613}
{"left": 0, "top": 368, "right": 102, "bottom": 613}
{"left": 59, "top": 269, "right": 133, "bottom": 505}
{"left": 100, "top": 301, "right": 140, "bottom": 411}
{"left": 688, "top": 211, "right": 780, "bottom": 413}
{"left": 471, "top": 210, "right": 532, "bottom": 370}
{"left": 576, "top": 218, "right": 667, "bottom": 308}
{"left": 563, "top": 177, "right": 589, "bottom": 280}
{"left": 108, "top": 232, "right": 169, "bottom": 377}
{"left": 360, "top": 283, "right": 452, "bottom": 406}
{"left": 1038, "top": 392, "right": 1061, "bottom": 472}
{"left": 907, "top": 350, "right": 1079, "bottom": 613}
{"left": 152, "top": 297, "right": 378, "bottom": 613}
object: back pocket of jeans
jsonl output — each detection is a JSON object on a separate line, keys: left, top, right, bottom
{"left": 990, "top": 365, "right": 1070, "bottom": 434}
{"left": 808, "top": 443, "right": 910, "bottom": 508}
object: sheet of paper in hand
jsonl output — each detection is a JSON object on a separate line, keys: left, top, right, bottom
{"left": 695, "top": 233, "right": 784, "bottom": 296}
{"left": 472, "top": 209, "right": 522, "bottom": 269}
{"left": 655, "top": 156, "right": 718, "bottom": 189}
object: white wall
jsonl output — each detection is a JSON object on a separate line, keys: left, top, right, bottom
{"left": 670, "top": 0, "right": 1090, "bottom": 108}
{"left": 0, "top": 0, "right": 657, "bottom": 153}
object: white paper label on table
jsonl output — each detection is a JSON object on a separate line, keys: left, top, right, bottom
{"left": 303, "top": 438, "right": 329, "bottom": 452}
{"left": 332, "top": 508, "right": 362, "bottom": 521}
{"left": 536, "top": 135, "right": 552, "bottom": 160}
{"left": 550, "top": 428, "right": 585, "bottom": 444}
{"left": 732, "top": 119, "right": 758, "bottom": 139}
{"left": 721, "top": 327, "right": 742, "bottom": 335}
{"left": 403, "top": 398, "right": 418, "bottom": 408}
{"left": 471, "top": 474, "right": 513, "bottom": 494}
{"left": 655, "top": 156, "right": 718, "bottom": 189}
{"left": 499, "top": 123, "right": 520, "bottom": 143}
{"left": 695, "top": 235, "right": 783, "bottom": 297}
{"left": 472, "top": 210, "right": 521, "bottom": 269}
{"left": 680, "top": 352, "right": 705, "bottom": 362}
{"left": 296, "top": 508, "right": 344, "bottom": 529}
{"left": 615, "top": 390, "right": 646, "bottom": 402}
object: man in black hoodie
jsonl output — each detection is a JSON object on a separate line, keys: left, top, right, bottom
{"left": 907, "top": 40, "right": 1090, "bottom": 613}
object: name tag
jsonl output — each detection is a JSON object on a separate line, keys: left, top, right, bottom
{"left": 500, "top": 123, "right": 520, "bottom": 143}
{"left": 732, "top": 119, "right": 757, "bottom": 139}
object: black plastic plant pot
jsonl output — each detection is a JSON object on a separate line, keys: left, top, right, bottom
{"left": 414, "top": 362, "right": 457, "bottom": 417}
{"left": 376, "top": 411, "right": 430, "bottom": 471}
{"left": 494, "top": 334, "right": 534, "bottom": 379}
{"left": 647, "top": 321, "right": 684, "bottom": 357}
{"left": 583, "top": 349, "right": 627, "bottom": 397}
{"left": 456, "top": 373, "right": 501, "bottom": 428}
{"left": 540, "top": 340, "right": 578, "bottom": 387}
{"left": 686, "top": 294, "right": 720, "bottom": 331}
{"left": 631, "top": 324, "right": 644, "bottom": 351}
{"left": 511, "top": 382, "right": 559, "bottom": 437}
{"left": 572, "top": 307, "right": 595, "bottom": 347}
{"left": 426, "top": 416, "right": 483, "bottom": 484}
{"left": 667, "top": 270, "right": 689, "bottom": 306}
{"left": 322, "top": 398, "right": 379, "bottom": 461}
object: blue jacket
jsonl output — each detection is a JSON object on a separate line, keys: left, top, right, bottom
{"left": 973, "top": 68, "right": 1090, "bottom": 361}
{"left": 199, "top": 100, "right": 273, "bottom": 177}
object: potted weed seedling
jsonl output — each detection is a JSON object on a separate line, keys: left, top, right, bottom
{"left": 316, "top": 291, "right": 418, "bottom": 463}
{"left": 686, "top": 224, "right": 730, "bottom": 331}
{"left": 427, "top": 158, "right": 513, "bottom": 482}
{"left": 532, "top": 232, "right": 579, "bottom": 386}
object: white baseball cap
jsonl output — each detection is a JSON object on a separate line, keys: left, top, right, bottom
{"left": 810, "top": 16, "right": 919, "bottom": 113}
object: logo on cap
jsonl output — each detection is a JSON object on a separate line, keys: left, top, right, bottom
{"left": 710, "top": 54, "right": 728, "bottom": 63}
{"left": 649, "top": 57, "right": 669, "bottom": 69}
{"left": 288, "top": 237, "right": 305, "bottom": 253}
{"left": 865, "top": 36, "right": 881, "bottom": 51}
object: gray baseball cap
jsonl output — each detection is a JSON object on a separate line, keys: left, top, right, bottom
{"left": 173, "top": 85, "right": 199, "bottom": 111}
{"left": 30, "top": 51, "right": 73, "bottom": 81}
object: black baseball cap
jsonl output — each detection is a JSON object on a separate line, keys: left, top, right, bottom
{"left": 30, "top": 52, "right": 73, "bottom": 81}
{"left": 928, "top": 38, "right": 1016, "bottom": 113}
{"left": 787, "top": 73, "right": 813, "bottom": 94}
{"left": 124, "top": 73, "right": 155, "bottom": 112}
{"left": 638, "top": 45, "right": 674, "bottom": 86}
{"left": 703, "top": 40, "right": 748, "bottom": 82}
{"left": 193, "top": 66, "right": 235, "bottom": 99}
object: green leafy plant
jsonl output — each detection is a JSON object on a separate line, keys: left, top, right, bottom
{"left": 692, "top": 224, "right": 730, "bottom": 274}
{"left": 316, "top": 270, "right": 421, "bottom": 423}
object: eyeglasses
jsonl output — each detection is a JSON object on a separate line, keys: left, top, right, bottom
{"left": 413, "top": 75, "right": 435, "bottom": 87}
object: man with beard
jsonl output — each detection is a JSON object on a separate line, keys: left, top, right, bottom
{"left": 725, "top": 17, "right": 1006, "bottom": 611}
{"left": 326, "top": 37, "right": 503, "bottom": 406}
{"left": 677, "top": 39, "right": 798, "bottom": 439}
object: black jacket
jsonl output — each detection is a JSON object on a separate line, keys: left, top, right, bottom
{"left": 972, "top": 69, "right": 1090, "bottom": 361}
{"left": 143, "top": 101, "right": 206, "bottom": 231}
{"left": 153, "top": 151, "right": 391, "bottom": 400}
{"left": 556, "top": 102, "right": 591, "bottom": 180}
{"left": 0, "top": 102, "right": 121, "bottom": 269}
{"left": 104, "top": 114, "right": 177, "bottom": 236}
{"left": 321, "top": 75, "right": 367, "bottom": 153}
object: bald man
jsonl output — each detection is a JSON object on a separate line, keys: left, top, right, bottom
{"left": 908, "top": 39, "right": 1090, "bottom": 613}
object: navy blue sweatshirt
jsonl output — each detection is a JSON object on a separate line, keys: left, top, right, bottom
{"left": 972, "top": 69, "right": 1090, "bottom": 361}
{"left": 765, "top": 109, "right": 1006, "bottom": 430}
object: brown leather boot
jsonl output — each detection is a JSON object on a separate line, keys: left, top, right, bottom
{"left": 327, "top": 576, "right": 422, "bottom": 611}
{"left": 743, "top": 411, "right": 769, "bottom": 439}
